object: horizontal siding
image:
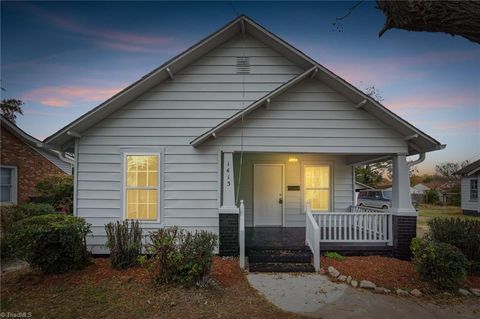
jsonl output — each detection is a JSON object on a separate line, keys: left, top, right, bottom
{"left": 461, "top": 176, "right": 480, "bottom": 212}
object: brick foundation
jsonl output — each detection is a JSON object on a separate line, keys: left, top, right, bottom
{"left": 393, "top": 215, "right": 417, "bottom": 260}
{"left": 219, "top": 213, "right": 239, "bottom": 256}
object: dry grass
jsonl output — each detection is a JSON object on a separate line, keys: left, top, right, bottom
{"left": 417, "top": 204, "right": 479, "bottom": 237}
{"left": 1, "top": 257, "right": 306, "bottom": 319}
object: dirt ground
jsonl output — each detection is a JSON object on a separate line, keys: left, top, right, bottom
{"left": 0, "top": 257, "right": 305, "bottom": 319}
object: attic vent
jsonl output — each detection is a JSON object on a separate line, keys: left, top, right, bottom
{"left": 236, "top": 56, "right": 250, "bottom": 74}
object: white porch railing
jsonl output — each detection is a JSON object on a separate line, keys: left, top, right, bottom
{"left": 239, "top": 200, "right": 245, "bottom": 270}
{"left": 305, "top": 203, "right": 320, "bottom": 271}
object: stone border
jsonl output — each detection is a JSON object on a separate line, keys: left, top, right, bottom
{"left": 326, "top": 266, "right": 480, "bottom": 298}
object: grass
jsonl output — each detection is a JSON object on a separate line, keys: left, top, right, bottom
{"left": 416, "top": 204, "right": 479, "bottom": 237}
{"left": 324, "top": 251, "right": 345, "bottom": 261}
{"left": 0, "top": 258, "right": 305, "bottom": 319}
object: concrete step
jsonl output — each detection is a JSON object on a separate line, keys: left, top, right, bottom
{"left": 248, "top": 249, "right": 312, "bottom": 263}
{"left": 249, "top": 262, "right": 316, "bottom": 273}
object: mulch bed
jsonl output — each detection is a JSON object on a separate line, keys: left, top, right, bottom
{"left": 321, "top": 255, "right": 480, "bottom": 291}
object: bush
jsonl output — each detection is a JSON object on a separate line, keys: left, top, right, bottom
{"left": 425, "top": 189, "right": 440, "bottom": 204}
{"left": 324, "top": 251, "right": 345, "bottom": 261}
{"left": 105, "top": 220, "right": 142, "bottom": 269}
{"left": 428, "top": 218, "right": 480, "bottom": 274}
{"left": 11, "top": 214, "right": 91, "bottom": 274}
{"left": 147, "top": 227, "right": 218, "bottom": 286}
{"left": 411, "top": 238, "right": 468, "bottom": 289}
{"left": 0, "top": 203, "right": 56, "bottom": 260}
{"left": 34, "top": 175, "right": 73, "bottom": 213}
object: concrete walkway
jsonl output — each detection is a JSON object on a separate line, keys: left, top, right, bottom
{"left": 247, "top": 273, "right": 480, "bottom": 319}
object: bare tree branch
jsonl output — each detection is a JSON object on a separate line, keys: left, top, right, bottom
{"left": 376, "top": 0, "right": 480, "bottom": 44}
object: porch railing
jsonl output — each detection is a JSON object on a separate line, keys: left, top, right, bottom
{"left": 305, "top": 202, "right": 320, "bottom": 271}
{"left": 239, "top": 200, "right": 245, "bottom": 270}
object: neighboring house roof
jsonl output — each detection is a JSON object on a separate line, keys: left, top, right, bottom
{"left": 1, "top": 115, "right": 73, "bottom": 174}
{"left": 412, "top": 183, "right": 430, "bottom": 192}
{"left": 355, "top": 182, "right": 373, "bottom": 191}
{"left": 456, "top": 159, "right": 480, "bottom": 176}
{"left": 44, "top": 15, "right": 444, "bottom": 155}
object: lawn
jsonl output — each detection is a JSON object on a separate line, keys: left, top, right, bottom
{"left": 0, "top": 257, "right": 305, "bottom": 319}
{"left": 417, "top": 204, "right": 479, "bottom": 237}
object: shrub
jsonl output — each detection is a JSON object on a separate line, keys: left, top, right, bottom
{"left": 324, "top": 251, "right": 345, "bottom": 261}
{"left": 0, "top": 203, "right": 56, "bottom": 260}
{"left": 34, "top": 175, "right": 73, "bottom": 213}
{"left": 428, "top": 218, "right": 480, "bottom": 274}
{"left": 11, "top": 214, "right": 91, "bottom": 274}
{"left": 105, "top": 220, "right": 142, "bottom": 269}
{"left": 411, "top": 238, "right": 468, "bottom": 289}
{"left": 425, "top": 189, "right": 440, "bottom": 205}
{"left": 147, "top": 227, "right": 218, "bottom": 286}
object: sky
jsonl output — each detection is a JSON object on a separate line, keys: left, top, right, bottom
{"left": 1, "top": 1, "right": 479, "bottom": 174}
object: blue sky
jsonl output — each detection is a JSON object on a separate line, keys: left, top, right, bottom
{"left": 1, "top": 1, "right": 479, "bottom": 173}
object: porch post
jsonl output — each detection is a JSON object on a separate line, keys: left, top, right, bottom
{"left": 218, "top": 152, "right": 239, "bottom": 256}
{"left": 390, "top": 154, "right": 417, "bottom": 260}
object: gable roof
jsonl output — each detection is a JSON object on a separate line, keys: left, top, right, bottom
{"left": 456, "top": 159, "right": 480, "bottom": 176}
{"left": 1, "top": 115, "right": 73, "bottom": 174}
{"left": 44, "top": 15, "right": 444, "bottom": 156}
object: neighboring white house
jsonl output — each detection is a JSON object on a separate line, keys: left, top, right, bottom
{"left": 44, "top": 16, "right": 444, "bottom": 269}
{"left": 412, "top": 183, "right": 430, "bottom": 194}
{"left": 456, "top": 159, "right": 480, "bottom": 216}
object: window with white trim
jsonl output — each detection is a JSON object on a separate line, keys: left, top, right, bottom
{"left": 471, "top": 179, "right": 478, "bottom": 201}
{"left": 1, "top": 166, "right": 17, "bottom": 204}
{"left": 304, "top": 165, "right": 331, "bottom": 211}
{"left": 125, "top": 155, "right": 159, "bottom": 220}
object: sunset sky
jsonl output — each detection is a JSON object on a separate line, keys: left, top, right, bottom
{"left": 1, "top": 1, "right": 479, "bottom": 173}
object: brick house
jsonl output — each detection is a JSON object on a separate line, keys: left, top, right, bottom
{"left": 1, "top": 115, "right": 73, "bottom": 205}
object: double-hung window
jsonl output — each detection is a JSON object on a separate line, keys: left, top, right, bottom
{"left": 125, "top": 154, "right": 159, "bottom": 220}
{"left": 471, "top": 179, "right": 478, "bottom": 201}
{"left": 304, "top": 164, "right": 331, "bottom": 211}
{"left": 1, "top": 166, "right": 17, "bottom": 205}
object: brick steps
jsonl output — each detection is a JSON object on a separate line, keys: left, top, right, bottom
{"left": 248, "top": 247, "right": 315, "bottom": 273}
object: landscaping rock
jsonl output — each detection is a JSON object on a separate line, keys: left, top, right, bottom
{"left": 396, "top": 289, "right": 409, "bottom": 296}
{"left": 350, "top": 280, "right": 358, "bottom": 288}
{"left": 410, "top": 289, "right": 422, "bottom": 297}
{"left": 359, "top": 280, "right": 376, "bottom": 289}
{"left": 338, "top": 275, "right": 347, "bottom": 282}
{"left": 346, "top": 276, "right": 352, "bottom": 284}
{"left": 384, "top": 289, "right": 392, "bottom": 294}
{"left": 470, "top": 288, "right": 480, "bottom": 297}
{"left": 458, "top": 288, "right": 471, "bottom": 296}
{"left": 374, "top": 287, "right": 389, "bottom": 294}
{"left": 327, "top": 266, "right": 340, "bottom": 278}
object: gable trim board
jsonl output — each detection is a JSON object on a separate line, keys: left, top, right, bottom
{"left": 44, "top": 15, "right": 443, "bottom": 157}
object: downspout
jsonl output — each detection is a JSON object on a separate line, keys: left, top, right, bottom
{"left": 407, "top": 153, "right": 425, "bottom": 167}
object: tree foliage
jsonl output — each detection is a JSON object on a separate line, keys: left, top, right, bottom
{"left": 0, "top": 99, "right": 24, "bottom": 123}
{"left": 355, "top": 162, "right": 389, "bottom": 187}
{"left": 435, "top": 161, "right": 469, "bottom": 181}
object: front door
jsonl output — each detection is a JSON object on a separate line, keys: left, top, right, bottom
{"left": 253, "top": 164, "right": 283, "bottom": 226}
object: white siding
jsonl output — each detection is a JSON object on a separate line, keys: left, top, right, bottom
{"left": 76, "top": 34, "right": 302, "bottom": 253}
{"left": 234, "top": 153, "right": 353, "bottom": 227}
{"left": 461, "top": 176, "right": 480, "bottom": 213}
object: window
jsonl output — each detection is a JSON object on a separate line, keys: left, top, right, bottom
{"left": 471, "top": 179, "right": 478, "bottom": 201}
{"left": 1, "top": 166, "right": 17, "bottom": 204}
{"left": 304, "top": 165, "right": 331, "bottom": 211}
{"left": 125, "top": 155, "right": 159, "bottom": 220}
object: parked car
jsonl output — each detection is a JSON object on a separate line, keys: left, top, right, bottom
{"left": 357, "top": 189, "right": 418, "bottom": 209}
{"left": 357, "top": 190, "right": 392, "bottom": 209}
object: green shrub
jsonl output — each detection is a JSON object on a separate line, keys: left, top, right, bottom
{"left": 105, "top": 220, "right": 142, "bottom": 269}
{"left": 34, "top": 175, "right": 73, "bottom": 213}
{"left": 411, "top": 238, "right": 468, "bottom": 289}
{"left": 324, "top": 251, "right": 345, "bottom": 261}
{"left": 425, "top": 189, "right": 440, "bottom": 204}
{"left": 428, "top": 218, "right": 480, "bottom": 274}
{"left": 11, "top": 214, "right": 91, "bottom": 274}
{"left": 147, "top": 227, "right": 218, "bottom": 286}
{"left": 0, "top": 203, "right": 56, "bottom": 260}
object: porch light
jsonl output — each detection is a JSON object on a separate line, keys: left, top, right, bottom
{"left": 288, "top": 156, "right": 298, "bottom": 163}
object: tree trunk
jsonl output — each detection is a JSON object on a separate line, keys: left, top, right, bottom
{"left": 377, "top": 0, "right": 480, "bottom": 44}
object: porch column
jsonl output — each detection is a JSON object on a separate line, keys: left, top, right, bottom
{"left": 218, "top": 152, "right": 239, "bottom": 256}
{"left": 390, "top": 154, "right": 417, "bottom": 260}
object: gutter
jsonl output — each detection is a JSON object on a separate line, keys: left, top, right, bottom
{"left": 408, "top": 153, "right": 426, "bottom": 167}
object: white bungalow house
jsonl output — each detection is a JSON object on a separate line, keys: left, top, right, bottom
{"left": 44, "top": 16, "right": 444, "bottom": 272}
{"left": 456, "top": 159, "right": 480, "bottom": 216}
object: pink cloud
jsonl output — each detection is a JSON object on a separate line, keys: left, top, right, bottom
{"left": 27, "top": 5, "right": 181, "bottom": 53}
{"left": 387, "top": 92, "right": 478, "bottom": 110}
{"left": 23, "top": 86, "right": 124, "bottom": 107}
{"left": 434, "top": 120, "right": 480, "bottom": 130}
